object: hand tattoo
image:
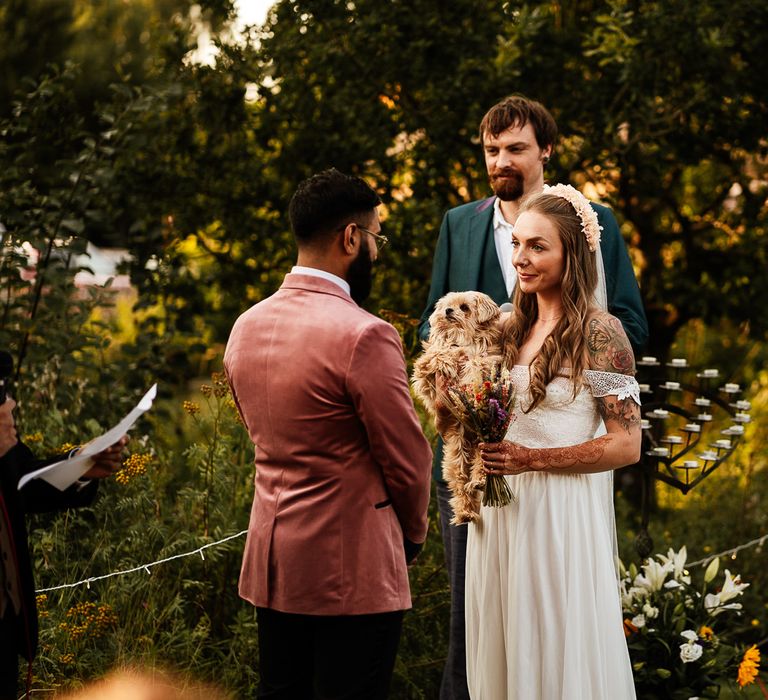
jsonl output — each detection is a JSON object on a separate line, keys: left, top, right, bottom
{"left": 481, "top": 436, "right": 610, "bottom": 474}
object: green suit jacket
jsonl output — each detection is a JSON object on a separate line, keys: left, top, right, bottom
{"left": 418, "top": 195, "right": 648, "bottom": 481}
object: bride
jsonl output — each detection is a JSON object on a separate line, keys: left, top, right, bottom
{"left": 464, "top": 184, "right": 640, "bottom": 699}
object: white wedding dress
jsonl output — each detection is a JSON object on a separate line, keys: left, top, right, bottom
{"left": 465, "top": 366, "right": 638, "bottom": 700}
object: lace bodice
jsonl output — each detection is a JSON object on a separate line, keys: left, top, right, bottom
{"left": 505, "top": 366, "right": 641, "bottom": 449}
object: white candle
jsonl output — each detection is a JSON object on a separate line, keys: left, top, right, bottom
{"left": 734, "top": 400, "right": 751, "bottom": 410}
{"left": 683, "top": 423, "right": 701, "bottom": 432}
{"left": 699, "top": 450, "right": 718, "bottom": 461}
{"left": 697, "top": 413, "right": 712, "bottom": 422}
{"left": 652, "top": 409, "right": 670, "bottom": 418}
{"left": 724, "top": 383, "right": 740, "bottom": 392}
{"left": 639, "top": 384, "right": 651, "bottom": 393}
{"left": 734, "top": 413, "right": 751, "bottom": 423}
{"left": 715, "top": 439, "right": 732, "bottom": 448}
{"left": 729, "top": 425, "right": 745, "bottom": 434}
{"left": 695, "top": 398, "right": 711, "bottom": 407}
{"left": 702, "top": 369, "right": 719, "bottom": 377}
{"left": 663, "top": 381, "right": 681, "bottom": 390}
{"left": 662, "top": 435, "right": 683, "bottom": 444}
{"left": 640, "top": 420, "right": 651, "bottom": 430}
{"left": 652, "top": 447, "right": 670, "bottom": 456}
{"left": 641, "top": 356, "right": 657, "bottom": 363}
{"left": 670, "top": 358, "right": 687, "bottom": 367}
{"left": 682, "top": 460, "right": 700, "bottom": 468}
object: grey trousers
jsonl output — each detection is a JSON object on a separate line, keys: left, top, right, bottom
{"left": 436, "top": 480, "right": 470, "bottom": 700}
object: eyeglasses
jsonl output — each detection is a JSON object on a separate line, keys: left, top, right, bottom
{"left": 336, "top": 222, "right": 389, "bottom": 249}
{"left": 351, "top": 223, "right": 389, "bottom": 249}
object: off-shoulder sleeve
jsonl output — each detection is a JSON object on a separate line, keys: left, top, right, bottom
{"left": 583, "top": 369, "right": 641, "bottom": 406}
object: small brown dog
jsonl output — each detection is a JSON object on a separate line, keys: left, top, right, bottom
{"left": 412, "top": 291, "right": 503, "bottom": 523}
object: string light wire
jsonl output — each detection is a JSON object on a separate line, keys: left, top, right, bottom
{"left": 36, "top": 530, "right": 248, "bottom": 593}
{"left": 688, "top": 533, "right": 768, "bottom": 568}
{"left": 34, "top": 530, "right": 767, "bottom": 593}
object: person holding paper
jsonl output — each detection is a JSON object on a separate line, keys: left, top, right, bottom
{"left": 0, "top": 397, "right": 127, "bottom": 700}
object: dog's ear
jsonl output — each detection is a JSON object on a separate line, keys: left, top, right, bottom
{"left": 475, "top": 294, "right": 500, "bottom": 324}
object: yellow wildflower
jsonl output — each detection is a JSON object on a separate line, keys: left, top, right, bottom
{"left": 115, "top": 453, "right": 152, "bottom": 485}
{"left": 737, "top": 644, "right": 760, "bottom": 688}
{"left": 699, "top": 625, "right": 714, "bottom": 641}
{"left": 183, "top": 400, "right": 201, "bottom": 415}
{"left": 22, "top": 432, "right": 43, "bottom": 443}
{"left": 212, "top": 371, "right": 229, "bottom": 397}
{"left": 200, "top": 384, "right": 213, "bottom": 397}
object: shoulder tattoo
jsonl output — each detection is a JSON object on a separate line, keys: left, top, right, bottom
{"left": 587, "top": 316, "right": 635, "bottom": 374}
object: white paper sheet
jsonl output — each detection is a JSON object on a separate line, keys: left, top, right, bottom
{"left": 17, "top": 384, "right": 157, "bottom": 492}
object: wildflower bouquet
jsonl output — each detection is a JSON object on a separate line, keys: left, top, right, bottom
{"left": 444, "top": 365, "right": 516, "bottom": 507}
{"left": 620, "top": 546, "right": 766, "bottom": 697}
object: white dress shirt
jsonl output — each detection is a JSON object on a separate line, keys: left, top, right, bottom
{"left": 492, "top": 198, "right": 518, "bottom": 298}
{"left": 291, "top": 266, "right": 351, "bottom": 296}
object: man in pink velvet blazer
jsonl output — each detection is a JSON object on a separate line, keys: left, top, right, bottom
{"left": 224, "top": 169, "right": 432, "bottom": 699}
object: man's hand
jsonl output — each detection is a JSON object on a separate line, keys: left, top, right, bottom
{"left": 0, "top": 398, "right": 18, "bottom": 458}
{"left": 82, "top": 436, "right": 129, "bottom": 479}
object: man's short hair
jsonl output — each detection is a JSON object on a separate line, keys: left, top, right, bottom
{"left": 289, "top": 168, "right": 381, "bottom": 243}
{"left": 479, "top": 95, "right": 558, "bottom": 150}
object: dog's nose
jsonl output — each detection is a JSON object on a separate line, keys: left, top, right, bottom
{"left": 445, "top": 307, "right": 454, "bottom": 317}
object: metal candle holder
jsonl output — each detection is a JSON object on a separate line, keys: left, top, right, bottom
{"left": 633, "top": 357, "right": 750, "bottom": 557}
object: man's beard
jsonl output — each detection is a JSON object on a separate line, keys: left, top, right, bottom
{"left": 348, "top": 237, "right": 373, "bottom": 305}
{"left": 490, "top": 168, "right": 525, "bottom": 201}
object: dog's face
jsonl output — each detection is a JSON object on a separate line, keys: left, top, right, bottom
{"left": 428, "top": 291, "right": 500, "bottom": 344}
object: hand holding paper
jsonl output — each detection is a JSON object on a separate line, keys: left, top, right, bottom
{"left": 17, "top": 384, "right": 157, "bottom": 491}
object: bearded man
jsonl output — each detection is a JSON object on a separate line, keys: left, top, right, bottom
{"left": 418, "top": 94, "right": 648, "bottom": 700}
{"left": 224, "top": 168, "right": 432, "bottom": 699}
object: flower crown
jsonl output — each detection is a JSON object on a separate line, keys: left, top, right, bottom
{"left": 542, "top": 183, "right": 603, "bottom": 252}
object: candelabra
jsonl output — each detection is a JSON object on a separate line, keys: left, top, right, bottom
{"left": 632, "top": 356, "right": 751, "bottom": 558}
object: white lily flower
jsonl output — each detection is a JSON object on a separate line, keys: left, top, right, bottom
{"left": 634, "top": 559, "right": 672, "bottom": 594}
{"left": 631, "top": 614, "right": 646, "bottom": 629}
{"left": 704, "top": 593, "right": 744, "bottom": 616}
{"left": 719, "top": 569, "right": 749, "bottom": 603}
{"left": 664, "top": 579, "right": 683, "bottom": 589}
{"left": 658, "top": 546, "right": 691, "bottom": 583}
{"left": 680, "top": 642, "right": 703, "bottom": 663}
{"left": 680, "top": 629, "right": 698, "bottom": 642}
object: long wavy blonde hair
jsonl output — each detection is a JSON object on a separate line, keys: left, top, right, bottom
{"left": 501, "top": 191, "right": 599, "bottom": 412}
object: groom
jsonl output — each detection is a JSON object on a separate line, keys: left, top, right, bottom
{"left": 419, "top": 94, "right": 649, "bottom": 700}
{"left": 225, "top": 168, "right": 432, "bottom": 699}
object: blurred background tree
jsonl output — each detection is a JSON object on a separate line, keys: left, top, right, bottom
{"left": 1, "top": 0, "right": 767, "bottom": 696}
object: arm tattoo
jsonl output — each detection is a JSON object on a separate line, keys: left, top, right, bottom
{"left": 598, "top": 396, "right": 641, "bottom": 434}
{"left": 587, "top": 316, "right": 635, "bottom": 374}
{"left": 494, "top": 435, "right": 611, "bottom": 472}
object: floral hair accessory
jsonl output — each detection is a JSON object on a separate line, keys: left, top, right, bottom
{"left": 542, "top": 183, "right": 603, "bottom": 252}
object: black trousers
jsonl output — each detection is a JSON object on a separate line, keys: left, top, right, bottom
{"left": 255, "top": 607, "right": 404, "bottom": 700}
{"left": 0, "top": 612, "right": 20, "bottom": 700}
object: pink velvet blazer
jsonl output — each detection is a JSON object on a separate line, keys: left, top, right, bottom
{"left": 224, "top": 273, "right": 432, "bottom": 615}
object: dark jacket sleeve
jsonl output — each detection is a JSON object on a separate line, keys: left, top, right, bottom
{"left": 595, "top": 205, "right": 649, "bottom": 353}
{"left": 418, "top": 211, "right": 452, "bottom": 341}
{"left": 11, "top": 442, "right": 98, "bottom": 513}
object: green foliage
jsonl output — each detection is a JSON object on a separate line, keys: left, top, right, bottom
{"left": 30, "top": 376, "right": 259, "bottom": 693}
{"left": 2, "top": 0, "right": 768, "bottom": 695}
